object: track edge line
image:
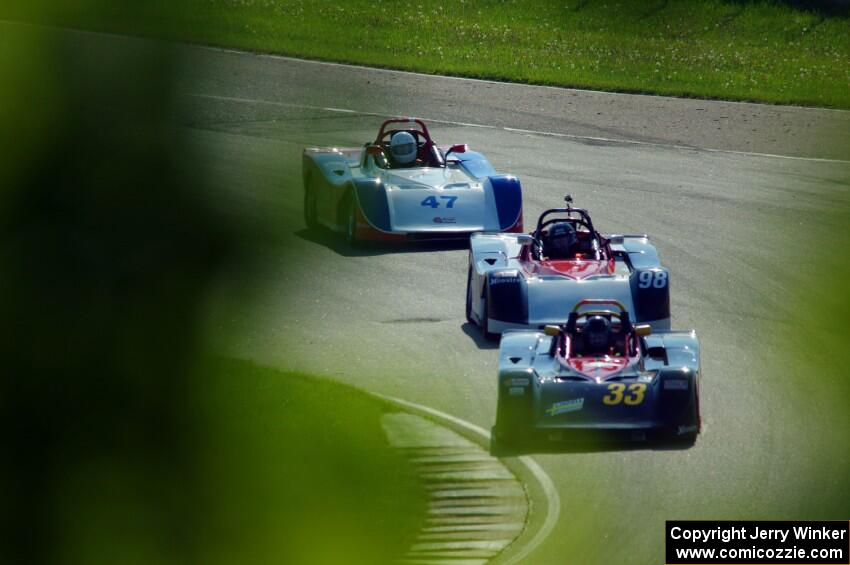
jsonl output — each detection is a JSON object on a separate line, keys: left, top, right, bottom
{"left": 371, "top": 393, "right": 560, "bottom": 565}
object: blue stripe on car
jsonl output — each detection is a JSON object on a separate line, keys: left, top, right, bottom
{"left": 353, "top": 179, "right": 391, "bottom": 231}
{"left": 489, "top": 175, "right": 523, "bottom": 230}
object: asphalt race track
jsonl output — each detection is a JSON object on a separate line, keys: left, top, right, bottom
{"left": 56, "top": 29, "right": 850, "bottom": 564}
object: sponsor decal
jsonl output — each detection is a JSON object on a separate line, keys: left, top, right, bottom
{"left": 545, "top": 397, "right": 584, "bottom": 417}
{"left": 490, "top": 277, "right": 519, "bottom": 285}
{"left": 677, "top": 424, "right": 698, "bottom": 435}
{"left": 509, "top": 386, "right": 525, "bottom": 396}
{"left": 664, "top": 379, "right": 689, "bottom": 390}
{"left": 638, "top": 374, "right": 654, "bottom": 383}
{"left": 509, "top": 378, "right": 530, "bottom": 386}
{"left": 432, "top": 216, "right": 457, "bottom": 224}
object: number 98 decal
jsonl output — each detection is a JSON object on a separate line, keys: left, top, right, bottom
{"left": 637, "top": 270, "right": 667, "bottom": 289}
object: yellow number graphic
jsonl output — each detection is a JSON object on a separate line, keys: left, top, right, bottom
{"left": 603, "top": 383, "right": 625, "bottom": 405}
{"left": 604, "top": 383, "right": 646, "bottom": 405}
{"left": 624, "top": 383, "right": 646, "bottom": 405}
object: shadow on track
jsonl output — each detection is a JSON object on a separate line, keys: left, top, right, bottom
{"left": 461, "top": 322, "right": 499, "bottom": 350}
{"left": 489, "top": 429, "right": 696, "bottom": 457}
{"left": 294, "top": 228, "right": 470, "bottom": 257}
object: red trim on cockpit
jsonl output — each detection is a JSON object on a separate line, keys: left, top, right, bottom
{"left": 566, "top": 356, "right": 630, "bottom": 380}
{"left": 524, "top": 258, "right": 614, "bottom": 280}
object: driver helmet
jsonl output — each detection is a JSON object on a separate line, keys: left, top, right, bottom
{"left": 548, "top": 222, "right": 577, "bottom": 259}
{"left": 390, "top": 131, "right": 417, "bottom": 165}
{"left": 584, "top": 315, "right": 611, "bottom": 353}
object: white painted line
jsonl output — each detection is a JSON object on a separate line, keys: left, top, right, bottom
{"left": 423, "top": 523, "right": 525, "bottom": 533}
{"left": 427, "top": 505, "right": 519, "bottom": 516}
{"left": 422, "top": 470, "right": 515, "bottom": 481}
{"left": 411, "top": 540, "right": 511, "bottom": 552}
{"left": 371, "top": 393, "right": 560, "bottom": 565}
{"left": 403, "top": 557, "right": 490, "bottom": 564}
{"left": 430, "top": 488, "right": 525, "bottom": 499}
{"left": 426, "top": 516, "right": 518, "bottom": 526}
{"left": 184, "top": 92, "right": 850, "bottom": 165}
{"left": 412, "top": 453, "right": 497, "bottom": 464}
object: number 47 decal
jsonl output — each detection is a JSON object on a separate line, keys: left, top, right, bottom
{"left": 421, "top": 195, "right": 458, "bottom": 208}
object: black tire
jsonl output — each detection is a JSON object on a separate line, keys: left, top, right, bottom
{"left": 693, "top": 379, "right": 702, "bottom": 435}
{"left": 494, "top": 391, "right": 529, "bottom": 445}
{"left": 666, "top": 385, "right": 700, "bottom": 445}
{"left": 465, "top": 266, "right": 475, "bottom": 324}
{"left": 481, "top": 285, "right": 498, "bottom": 341}
{"left": 343, "top": 192, "right": 359, "bottom": 247}
{"left": 303, "top": 174, "right": 318, "bottom": 230}
{"left": 668, "top": 428, "right": 698, "bottom": 446}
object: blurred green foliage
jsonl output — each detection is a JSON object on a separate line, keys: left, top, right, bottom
{"left": 0, "top": 5, "right": 425, "bottom": 564}
{"left": 195, "top": 359, "right": 426, "bottom": 565}
{"left": 0, "top": 15, "right": 227, "bottom": 564}
{"left": 3, "top": 0, "right": 850, "bottom": 107}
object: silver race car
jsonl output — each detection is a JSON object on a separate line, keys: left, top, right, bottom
{"left": 495, "top": 299, "right": 700, "bottom": 444}
{"left": 303, "top": 118, "right": 523, "bottom": 244}
{"left": 466, "top": 196, "right": 670, "bottom": 339}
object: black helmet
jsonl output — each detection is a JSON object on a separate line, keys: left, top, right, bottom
{"left": 548, "top": 222, "right": 577, "bottom": 259}
{"left": 585, "top": 315, "right": 611, "bottom": 353}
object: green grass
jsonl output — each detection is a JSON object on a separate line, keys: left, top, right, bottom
{"left": 5, "top": 0, "right": 850, "bottom": 108}
{"left": 190, "top": 358, "right": 427, "bottom": 565}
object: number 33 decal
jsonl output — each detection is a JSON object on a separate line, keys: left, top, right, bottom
{"left": 638, "top": 270, "right": 667, "bottom": 289}
{"left": 603, "top": 383, "right": 646, "bottom": 405}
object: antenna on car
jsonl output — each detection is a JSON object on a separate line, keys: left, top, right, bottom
{"left": 564, "top": 194, "right": 573, "bottom": 212}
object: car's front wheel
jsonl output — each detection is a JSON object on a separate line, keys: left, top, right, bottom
{"left": 481, "top": 285, "right": 498, "bottom": 341}
{"left": 494, "top": 388, "right": 531, "bottom": 446}
{"left": 344, "top": 194, "right": 359, "bottom": 247}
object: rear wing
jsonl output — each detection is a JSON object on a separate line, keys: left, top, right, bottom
{"left": 643, "top": 330, "right": 699, "bottom": 370}
{"left": 469, "top": 232, "right": 532, "bottom": 272}
{"left": 606, "top": 234, "right": 662, "bottom": 269}
{"left": 302, "top": 147, "right": 362, "bottom": 185}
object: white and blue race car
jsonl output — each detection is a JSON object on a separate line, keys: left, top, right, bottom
{"left": 495, "top": 299, "right": 700, "bottom": 445}
{"left": 466, "top": 196, "right": 671, "bottom": 339}
{"left": 302, "top": 118, "right": 523, "bottom": 244}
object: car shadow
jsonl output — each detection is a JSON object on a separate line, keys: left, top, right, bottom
{"left": 294, "top": 228, "right": 470, "bottom": 257}
{"left": 488, "top": 428, "right": 696, "bottom": 456}
{"left": 461, "top": 322, "right": 500, "bottom": 350}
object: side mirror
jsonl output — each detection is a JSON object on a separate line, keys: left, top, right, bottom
{"left": 543, "top": 325, "right": 561, "bottom": 337}
{"left": 635, "top": 324, "right": 652, "bottom": 337}
{"left": 446, "top": 143, "right": 468, "bottom": 155}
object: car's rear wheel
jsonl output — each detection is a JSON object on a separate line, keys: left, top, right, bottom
{"left": 303, "top": 171, "right": 319, "bottom": 229}
{"left": 481, "top": 285, "right": 498, "bottom": 341}
{"left": 465, "top": 266, "right": 475, "bottom": 324}
{"left": 344, "top": 193, "right": 359, "bottom": 247}
{"left": 667, "top": 384, "right": 700, "bottom": 445}
{"left": 694, "top": 379, "right": 702, "bottom": 434}
{"left": 303, "top": 183, "right": 318, "bottom": 230}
